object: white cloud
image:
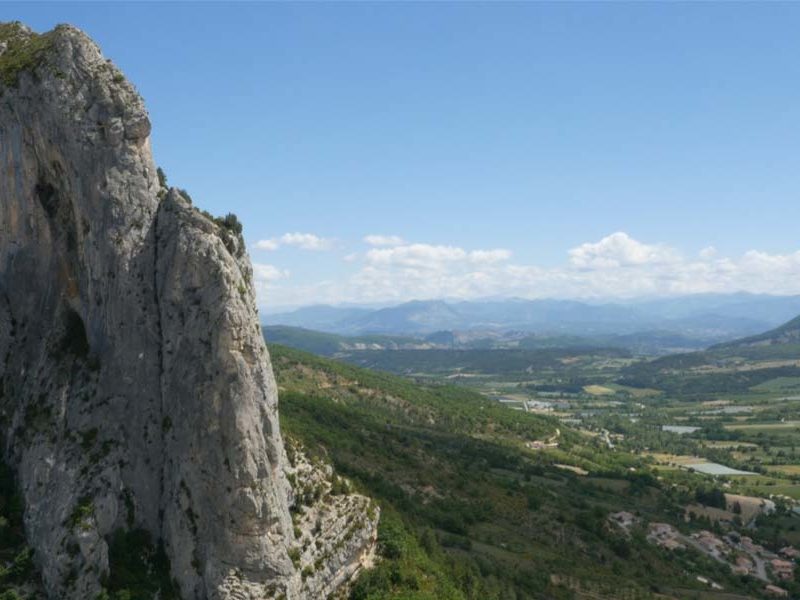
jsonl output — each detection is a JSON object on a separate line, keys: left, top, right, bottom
{"left": 469, "top": 249, "right": 512, "bottom": 264}
{"left": 254, "top": 232, "right": 334, "bottom": 252}
{"left": 281, "top": 232, "right": 334, "bottom": 250}
{"left": 251, "top": 231, "right": 800, "bottom": 309}
{"left": 699, "top": 246, "right": 718, "bottom": 260}
{"left": 251, "top": 263, "right": 291, "bottom": 308}
{"left": 255, "top": 239, "right": 280, "bottom": 251}
{"left": 569, "top": 231, "right": 678, "bottom": 269}
{"left": 252, "top": 263, "right": 290, "bottom": 282}
{"left": 366, "top": 244, "right": 467, "bottom": 268}
{"left": 364, "top": 234, "right": 405, "bottom": 247}
{"left": 363, "top": 243, "right": 511, "bottom": 269}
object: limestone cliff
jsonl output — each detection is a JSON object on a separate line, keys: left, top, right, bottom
{"left": 0, "top": 22, "right": 377, "bottom": 599}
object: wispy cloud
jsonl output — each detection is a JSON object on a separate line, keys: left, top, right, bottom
{"left": 254, "top": 232, "right": 334, "bottom": 251}
{"left": 364, "top": 244, "right": 511, "bottom": 270}
{"left": 363, "top": 234, "right": 406, "bottom": 247}
{"left": 252, "top": 263, "right": 290, "bottom": 282}
{"left": 469, "top": 249, "right": 513, "bottom": 264}
{"left": 255, "top": 239, "right": 280, "bottom": 251}
{"left": 251, "top": 263, "right": 290, "bottom": 306}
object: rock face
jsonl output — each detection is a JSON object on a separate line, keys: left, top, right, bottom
{"left": 0, "top": 22, "right": 377, "bottom": 599}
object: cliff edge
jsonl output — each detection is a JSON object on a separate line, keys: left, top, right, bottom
{"left": 0, "top": 22, "right": 377, "bottom": 599}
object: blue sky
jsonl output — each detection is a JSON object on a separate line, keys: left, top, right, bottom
{"left": 8, "top": 2, "right": 800, "bottom": 309}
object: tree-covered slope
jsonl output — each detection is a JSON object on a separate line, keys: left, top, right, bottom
{"left": 271, "top": 344, "right": 776, "bottom": 599}
{"left": 712, "top": 314, "right": 800, "bottom": 349}
{"left": 263, "top": 325, "right": 421, "bottom": 356}
{"left": 618, "top": 316, "right": 800, "bottom": 396}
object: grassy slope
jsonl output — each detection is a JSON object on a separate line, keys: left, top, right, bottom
{"left": 271, "top": 344, "right": 772, "bottom": 600}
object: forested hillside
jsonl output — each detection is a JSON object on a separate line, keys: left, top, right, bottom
{"left": 271, "top": 345, "right": 787, "bottom": 599}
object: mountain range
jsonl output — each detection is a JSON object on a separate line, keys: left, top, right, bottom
{"left": 264, "top": 293, "right": 800, "bottom": 351}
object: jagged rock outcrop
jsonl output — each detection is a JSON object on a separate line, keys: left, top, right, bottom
{"left": 0, "top": 22, "right": 378, "bottom": 599}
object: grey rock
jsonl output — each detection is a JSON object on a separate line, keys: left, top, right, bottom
{"left": 0, "top": 22, "right": 377, "bottom": 599}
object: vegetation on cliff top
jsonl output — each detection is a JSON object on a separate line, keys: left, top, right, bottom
{"left": 0, "top": 22, "right": 56, "bottom": 87}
